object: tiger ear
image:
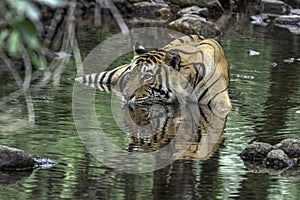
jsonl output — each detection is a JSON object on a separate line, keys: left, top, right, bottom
{"left": 164, "top": 50, "right": 181, "bottom": 70}
{"left": 134, "top": 42, "right": 147, "bottom": 55}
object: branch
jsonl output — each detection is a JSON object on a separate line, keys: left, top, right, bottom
{"left": 52, "top": 1, "right": 76, "bottom": 86}
{"left": 0, "top": 49, "right": 35, "bottom": 125}
{"left": 102, "top": 0, "right": 129, "bottom": 34}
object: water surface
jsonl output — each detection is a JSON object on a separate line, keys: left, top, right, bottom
{"left": 0, "top": 15, "right": 300, "bottom": 199}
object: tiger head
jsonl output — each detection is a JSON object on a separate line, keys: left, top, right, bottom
{"left": 118, "top": 43, "right": 185, "bottom": 104}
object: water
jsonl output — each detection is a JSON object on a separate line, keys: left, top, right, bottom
{"left": 1, "top": 15, "right": 300, "bottom": 199}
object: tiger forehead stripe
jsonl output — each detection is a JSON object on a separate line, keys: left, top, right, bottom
{"left": 135, "top": 53, "right": 165, "bottom": 64}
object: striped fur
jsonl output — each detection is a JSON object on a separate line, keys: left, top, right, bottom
{"left": 75, "top": 35, "right": 231, "bottom": 111}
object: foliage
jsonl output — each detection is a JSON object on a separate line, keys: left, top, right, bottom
{"left": 0, "top": 0, "right": 66, "bottom": 70}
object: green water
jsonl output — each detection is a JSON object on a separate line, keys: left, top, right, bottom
{"left": 1, "top": 16, "right": 300, "bottom": 199}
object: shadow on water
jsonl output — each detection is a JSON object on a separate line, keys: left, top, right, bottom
{"left": 0, "top": 171, "right": 32, "bottom": 188}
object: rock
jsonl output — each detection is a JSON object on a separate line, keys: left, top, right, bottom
{"left": 133, "top": 1, "right": 170, "bottom": 19}
{"left": 250, "top": 14, "right": 271, "bottom": 26}
{"left": 274, "top": 15, "right": 300, "bottom": 34}
{"left": 284, "top": 0, "right": 300, "bottom": 8}
{"left": 177, "top": 6, "right": 209, "bottom": 18}
{"left": 126, "top": 17, "right": 168, "bottom": 27}
{"left": 0, "top": 145, "right": 35, "bottom": 170}
{"left": 123, "top": 1, "right": 172, "bottom": 27}
{"left": 128, "top": 0, "right": 165, "bottom": 2}
{"left": 274, "top": 14, "right": 300, "bottom": 26}
{"left": 168, "top": 0, "right": 224, "bottom": 19}
{"left": 240, "top": 139, "right": 300, "bottom": 176}
{"left": 127, "top": 0, "right": 146, "bottom": 3}
{"left": 239, "top": 142, "right": 273, "bottom": 161}
{"left": 248, "top": 49, "right": 261, "bottom": 56}
{"left": 167, "top": 0, "right": 222, "bottom": 9}
{"left": 263, "top": 149, "right": 294, "bottom": 169}
{"left": 167, "top": 14, "right": 221, "bottom": 37}
{"left": 0, "top": 145, "right": 56, "bottom": 171}
{"left": 274, "top": 138, "right": 300, "bottom": 158}
{"left": 259, "top": 0, "right": 293, "bottom": 16}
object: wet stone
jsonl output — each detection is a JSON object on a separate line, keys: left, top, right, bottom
{"left": 177, "top": 6, "right": 209, "bottom": 18}
{"left": 263, "top": 149, "right": 294, "bottom": 169}
{"left": 239, "top": 142, "right": 273, "bottom": 161}
{"left": 274, "top": 14, "right": 300, "bottom": 28}
{"left": 259, "top": 0, "right": 293, "bottom": 16}
{"left": 0, "top": 145, "right": 56, "bottom": 171}
{"left": 0, "top": 145, "right": 35, "bottom": 171}
{"left": 133, "top": 1, "right": 170, "bottom": 19}
{"left": 168, "top": 0, "right": 223, "bottom": 10}
{"left": 274, "top": 138, "right": 300, "bottom": 158}
{"left": 250, "top": 14, "right": 271, "bottom": 26}
{"left": 167, "top": 14, "right": 221, "bottom": 37}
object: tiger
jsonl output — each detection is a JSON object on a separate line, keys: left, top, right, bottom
{"left": 76, "top": 34, "right": 231, "bottom": 111}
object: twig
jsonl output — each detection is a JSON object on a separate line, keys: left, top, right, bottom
{"left": 95, "top": 0, "right": 102, "bottom": 27}
{"left": 102, "top": 0, "right": 129, "bottom": 34}
{"left": 52, "top": 1, "right": 76, "bottom": 86}
{"left": 73, "top": 37, "right": 83, "bottom": 76}
{"left": 43, "top": 8, "right": 64, "bottom": 50}
{"left": 21, "top": 50, "right": 35, "bottom": 124}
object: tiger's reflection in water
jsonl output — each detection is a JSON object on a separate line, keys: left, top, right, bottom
{"left": 122, "top": 103, "right": 228, "bottom": 160}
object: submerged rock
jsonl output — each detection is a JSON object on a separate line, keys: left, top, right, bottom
{"left": 240, "top": 138, "right": 300, "bottom": 174}
{"left": 274, "top": 138, "right": 300, "bottom": 158}
{"left": 263, "top": 149, "right": 294, "bottom": 169}
{"left": 239, "top": 142, "right": 273, "bottom": 161}
{"left": 0, "top": 146, "right": 35, "bottom": 171}
{"left": 0, "top": 145, "right": 56, "bottom": 171}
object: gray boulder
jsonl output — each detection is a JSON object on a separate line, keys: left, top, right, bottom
{"left": 239, "top": 142, "right": 273, "bottom": 161}
{"left": 274, "top": 138, "right": 300, "bottom": 158}
{"left": 133, "top": 1, "right": 170, "bottom": 19}
{"left": 0, "top": 145, "right": 55, "bottom": 171}
{"left": 167, "top": 0, "right": 223, "bottom": 9}
{"left": 167, "top": 14, "right": 221, "bottom": 37}
{"left": 263, "top": 149, "right": 294, "bottom": 169}
{"left": 0, "top": 145, "right": 35, "bottom": 171}
{"left": 177, "top": 6, "right": 209, "bottom": 18}
{"left": 259, "top": 0, "right": 293, "bottom": 16}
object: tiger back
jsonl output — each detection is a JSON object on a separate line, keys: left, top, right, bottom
{"left": 75, "top": 35, "right": 231, "bottom": 111}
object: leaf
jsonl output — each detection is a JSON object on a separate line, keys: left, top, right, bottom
{"left": 0, "top": 29, "right": 9, "bottom": 46}
{"left": 6, "top": 0, "right": 40, "bottom": 21}
{"left": 17, "top": 21, "right": 41, "bottom": 50}
{"left": 35, "top": 0, "right": 67, "bottom": 8}
{"left": 31, "top": 52, "right": 47, "bottom": 70}
{"left": 7, "top": 30, "right": 20, "bottom": 54}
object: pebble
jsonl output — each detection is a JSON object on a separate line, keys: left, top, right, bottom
{"left": 248, "top": 50, "right": 260, "bottom": 56}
